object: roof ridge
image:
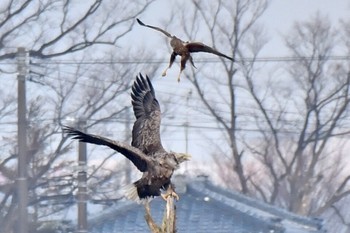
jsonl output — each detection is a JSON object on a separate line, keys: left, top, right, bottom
{"left": 188, "top": 180, "right": 323, "bottom": 231}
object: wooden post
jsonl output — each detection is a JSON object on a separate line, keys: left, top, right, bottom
{"left": 144, "top": 188, "right": 177, "bottom": 233}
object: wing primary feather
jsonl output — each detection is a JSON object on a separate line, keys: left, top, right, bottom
{"left": 145, "top": 75, "right": 155, "bottom": 95}
{"left": 136, "top": 18, "right": 172, "bottom": 38}
{"left": 186, "top": 42, "right": 234, "bottom": 61}
{"left": 63, "top": 126, "right": 148, "bottom": 172}
{"left": 131, "top": 74, "right": 159, "bottom": 119}
{"left": 131, "top": 74, "right": 163, "bottom": 153}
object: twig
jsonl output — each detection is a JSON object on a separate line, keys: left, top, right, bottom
{"left": 145, "top": 202, "right": 161, "bottom": 233}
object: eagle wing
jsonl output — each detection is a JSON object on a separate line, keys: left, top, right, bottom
{"left": 131, "top": 74, "right": 164, "bottom": 154}
{"left": 136, "top": 18, "right": 173, "bottom": 38}
{"left": 63, "top": 126, "right": 149, "bottom": 172}
{"left": 186, "top": 42, "right": 234, "bottom": 61}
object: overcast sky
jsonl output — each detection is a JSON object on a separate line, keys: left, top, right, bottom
{"left": 127, "top": 0, "right": 350, "bottom": 56}
{"left": 116, "top": 0, "right": 350, "bottom": 165}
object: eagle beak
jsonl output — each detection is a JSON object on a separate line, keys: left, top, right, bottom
{"left": 178, "top": 153, "right": 191, "bottom": 163}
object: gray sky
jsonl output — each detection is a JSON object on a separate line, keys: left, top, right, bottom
{"left": 115, "top": 0, "right": 350, "bottom": 165}
{"left": 127, "top": 0, "right": 348, "bottom": 153}
{"left": 127, "top": 0, "right": 350, "bottom": 56}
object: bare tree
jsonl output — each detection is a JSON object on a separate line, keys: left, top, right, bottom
{"left": 238, "top": 13, "right": 350, "bottom": 223}
{"left": 0, "top": 1, "right": 156, "bottom": 232}
{"left": 0, "top": 0, "right": 154, "bottom": 61}
{"left": 0, "top": 54, "right": 157, "bottom": 232}
{"left": 168, "top": 2, "right": 350, "bottom": 232}
{"left": 172, "top": 0, "right": 268, "bottom": 194}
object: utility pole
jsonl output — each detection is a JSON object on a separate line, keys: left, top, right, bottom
{"left": 184, "top": 90, "right": 192, "bottom": 171}
{"left": 76, "top": 119, "right": 88, "bottom": 233}
{"left": 124, "top": 107, "right": 132, "bottom": 184}
{"left": 17, "top": 47, "right": 28, "bottom": 233}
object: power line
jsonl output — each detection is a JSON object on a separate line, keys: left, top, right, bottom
{"left": 27, "top": 72, "right": 346, "bottom": 119}
{"left": 1, "top": 116, "right": 349, "bottom": 138}
{"left": 2, "top": 55, "right": 350, "bottom": 65}
{"left": 34, "top": 55, "right": 350, "bottom": 63}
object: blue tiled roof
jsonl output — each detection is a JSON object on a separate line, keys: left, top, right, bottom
{"left": 89, "top": 176, "right": 324, "bottom": 233}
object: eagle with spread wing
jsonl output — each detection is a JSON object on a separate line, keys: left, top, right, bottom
{"left": 137, "top": 18, "right": 234, "bottom": 82}
{"left": 63, "top": 74, "right": 190, "bottom": 202}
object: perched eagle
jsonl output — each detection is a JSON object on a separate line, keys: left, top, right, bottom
{"left": 137, "top": 18, "right": 234, "bottom": 82}
{"left": 63, "top": 74, "right": 190, "bottom": 202}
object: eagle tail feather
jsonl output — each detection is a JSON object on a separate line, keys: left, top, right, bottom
{"left": 121, "top": 183, "right": 152, "bottom": 204}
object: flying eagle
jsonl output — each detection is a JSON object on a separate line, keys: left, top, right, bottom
{"left": 63, "top": 74, "right": 190, "bottom": 202}
{"left": 137, "top": 18, "right": 234, "bottom": 82}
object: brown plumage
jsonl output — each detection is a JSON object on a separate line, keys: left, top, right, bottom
{"left": 63, "top": 74, "right": 190, "bottom": 202}
{"left": 137, "top": 18, "right": 234, "bottom": 82}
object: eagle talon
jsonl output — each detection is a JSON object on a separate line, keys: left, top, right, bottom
{"left": 162, "top": 68, "right": 168, "bottom": 77}
{"left": 137, "top": 18, "right": 234, "bottom": 82}
{"left": 64, "top": 74, "right": 190, "bottom": 202}
{"left": 173, "top": 192, "right": 179, "bottom": 201}
{"left": 161, "top": 190, "right": 179, "bottom": 201}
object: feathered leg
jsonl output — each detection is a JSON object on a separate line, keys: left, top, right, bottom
{"left": 162, "top": 52, "right": 176, "bottom": 77}
{"left": 176, "top": 55, "right": 189, "bottom": 82}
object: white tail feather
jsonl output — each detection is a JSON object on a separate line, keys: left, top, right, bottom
{"left": 121, "top": 183, "right": 153, "bottom": 204}
{"left": 121, "top": 183, "right": 139, "bottom": 201}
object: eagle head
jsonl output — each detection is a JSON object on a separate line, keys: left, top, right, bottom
{"left": 165, "top": 152, "right": 191, "bottom": 169}
{"left": 174, "top": 152, "right": 191, "bottom": 164}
